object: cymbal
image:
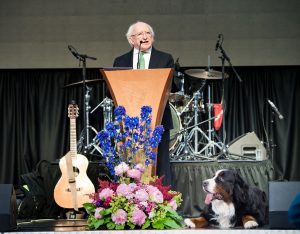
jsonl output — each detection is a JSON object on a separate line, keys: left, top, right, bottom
{"left": 185, "top": 69, "right": 228, "bottom": 80}
{"left": 64, "top": 79, "right": 105, "bottom": 88}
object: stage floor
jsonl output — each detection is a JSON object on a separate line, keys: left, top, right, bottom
{"left": 4, "top": 219, "right": 299, "bottom": 234}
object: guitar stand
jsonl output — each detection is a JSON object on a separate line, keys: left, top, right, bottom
{"left": 64, "top": 209, "right": 85, "bottom": 220}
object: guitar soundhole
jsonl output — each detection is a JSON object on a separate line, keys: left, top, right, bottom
{"left": 73, "top": 166, "right": 80, "bottom": 177}
{"left": 65, "top": 166, "right": 81, "bottom": 192}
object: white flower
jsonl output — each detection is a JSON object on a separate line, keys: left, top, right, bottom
{"left": 114, "top": 162, "right": 130, "bottom": 176}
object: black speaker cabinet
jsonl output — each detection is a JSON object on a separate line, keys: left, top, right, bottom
{"left": 227, "top": 131, "right": 267, "bottom": 160}
{"left": 0, "top": 184, "right": 17, "bottom": 231}
{"left": 269, "top": 181, "right": 300, "bottom": 229}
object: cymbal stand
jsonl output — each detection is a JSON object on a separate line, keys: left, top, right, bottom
{"left": 193, "top": 85, "right": 223, "bottom": 158}
{"left": 183, "top": 88, "right": 220, "bottom": 158}
{"left": 84, "top": 85, "right": 92, "bottom": 151}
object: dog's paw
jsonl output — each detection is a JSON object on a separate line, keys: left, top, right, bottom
{"left": 244, "top": 220, "right": 259, "bottom": 229}
{"left": 184, "top": 218, "right": 196, "bottom": 228}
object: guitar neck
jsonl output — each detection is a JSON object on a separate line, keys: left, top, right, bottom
{"left": 70, "top": 118, "right": 77, "bottom": 158}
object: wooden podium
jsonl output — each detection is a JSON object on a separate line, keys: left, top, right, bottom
{"left": 100, "top": 68, "right": 173, "bottom": 177}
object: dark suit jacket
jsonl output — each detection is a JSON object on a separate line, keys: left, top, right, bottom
{"left": 113, "top": 47, "right": 174, "bottom": 129}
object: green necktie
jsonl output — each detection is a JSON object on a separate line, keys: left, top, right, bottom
{"left": 138, "top": 52, "right": 145, "bottom": 69}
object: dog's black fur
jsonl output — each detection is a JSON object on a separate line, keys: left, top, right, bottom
{"left": 185, "top": 169, "right": 268, "bottom": 229}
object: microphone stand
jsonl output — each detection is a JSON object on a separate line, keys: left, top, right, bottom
{"left": 268, "top": 109, "right": 276, "bottom": 163}
{"left": 216, "top": 40, "right": 242, "bottom": 159}
{"left": 68, "top": 45, "right": 97, "bottom": 156}
{"left": 267, "top": 99, "right": 283, "bottom": 163}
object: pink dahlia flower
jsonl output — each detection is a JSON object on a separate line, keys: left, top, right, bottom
{"left": 131, "top": 208, "right": 146, "bottom": 226}
{"left": 147, "top": 185, "right": 164, "bottom": 203}
{"left": 135, "top": 188, "right": 149, "bottom": 202}
{"left": 169, "top": 199, "right": 178, "bottom": 210}
{"left": 116, "top": 183, "right": 134, "bottom": 199}
{"left": 127, "top": 168, "right": 142, "bottom": 180}
{"left": 111, "top": 209, "right": 127, "bottom": 225}
{"left": 94, "top": 207, "right": 104, "bottom": 219}
{"left": 99, "top": 188, "right": 114, "bottom": 200}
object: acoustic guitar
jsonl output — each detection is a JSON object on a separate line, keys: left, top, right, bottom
{"left": 54, "top": 102, "right": 95, "bottom": 211}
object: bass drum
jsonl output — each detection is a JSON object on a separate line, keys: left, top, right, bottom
{"left": 169, "top": 103, "right": 182, "bottom": 152}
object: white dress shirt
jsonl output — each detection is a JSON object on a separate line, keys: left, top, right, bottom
{"left": 133, "top": 47, "right": 152, "bottom": 69}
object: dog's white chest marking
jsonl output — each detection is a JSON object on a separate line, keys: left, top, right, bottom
{"left": 211, "top": 200, "right": 235, "bottom": 228}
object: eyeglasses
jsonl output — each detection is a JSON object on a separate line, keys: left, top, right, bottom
{"left": 131, "top": 31, "right": 152, "bottom": 38}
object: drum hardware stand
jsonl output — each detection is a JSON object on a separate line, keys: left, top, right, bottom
{"left": 170, "top": 116, "right": 216, "bottom": 161}
{"left": 214, "top": 34, "right": 242, "bottom": 160}
{"left": 190, "top": 84, "right": 223, "bottom": 158}
{"left": 67, "top": 45, "right": 97, "bottom": 156}
{"left": 91, "top": 97, "right": 114, "bottom": 127}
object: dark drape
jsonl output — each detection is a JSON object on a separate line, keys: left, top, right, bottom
{"left": 172, "top": 160, "right": 275, "bottom": 217}
{"left": 0, "top": 66, "right": 299, "bottom": 185}
{"left": 0, "top": 69, "right": 103, "bottom": 185}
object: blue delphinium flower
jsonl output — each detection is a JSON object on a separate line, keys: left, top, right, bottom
{"left": 97, "top": 105, "right": 164, "bottom": 181}
{"left": 141, "top": 106, "right": 152, "bottom": 121}
{"left": 114, "top": 106, "right": 126, "bottom": 122}
{"left": 149, "top": 126, "right": 165, "bottom": 148}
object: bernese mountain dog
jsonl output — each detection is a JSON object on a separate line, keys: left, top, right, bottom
{"left": 184, "top": 169, "right": 268, "bottom": 229}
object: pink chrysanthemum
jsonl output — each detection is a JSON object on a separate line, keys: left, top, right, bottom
{"left": 135, "top": 188, "right": 149, "bottom": 202}
{"left": 128, "top": 182, "right": 138, "bottom": 191}
{"left": 147, "top": 185, "right": 164, "bottom": 203}
{"left": 116, "top": 183, "right": 134, "bottom": 199}
{"left": 131, "top": 208, "right": 146, "bottom": 226}
{"left": 169, "top": 199, "right": 178, "bottom": 210}
{"left": 111, "top": 209, "right": 127, "bottom": 225}
{"left": 127, "top": 168, "right": 142, "bottom": 180}
{"left": 94, "top": 207, "right": 104, "bottom": 219}
{"left": 99, "top": 188, "right": 114, "bottom": 200}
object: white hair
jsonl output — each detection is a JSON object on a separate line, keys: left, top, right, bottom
{"left": 125, "top": 21, "right": 155, "bottom": 45}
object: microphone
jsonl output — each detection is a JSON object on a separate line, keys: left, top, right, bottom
{"left": 68, "top": 45, "right": 97, "bottom": 61}
{"left": 68, "top": 45, "right": 79, "bottom": 59}
{"left": 215, "top": 34, "right": 222, "bottom": 51}
{"left": 267, "top": 99, "right": 284, "bottom": 120}
{"left": 137, "top": 41, "right": 144, "bottom": 69}
{"left": 175, "top": 58, "right": 180, "bottom": 71}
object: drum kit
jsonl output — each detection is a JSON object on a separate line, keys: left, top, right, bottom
{"left": 64, "top": 68, "right": 229, "bottom": 162}
{"left": 169, "top": 68, "right": 229, "bottom": 161}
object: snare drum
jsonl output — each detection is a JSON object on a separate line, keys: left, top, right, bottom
{"left": 169, "top": 103, "right": 182, "bottom": 152}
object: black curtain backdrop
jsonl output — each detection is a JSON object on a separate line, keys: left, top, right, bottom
{"left": 0, "top": 66, "right": 299, "bottom": 185}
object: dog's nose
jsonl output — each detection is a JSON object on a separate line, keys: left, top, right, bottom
{"left": 203, "top": 180, "right": 208, "bottom": 188}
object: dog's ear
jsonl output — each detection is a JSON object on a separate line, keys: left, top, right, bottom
{"left": 233, "top": 171, "right": 249, "bottom": 203}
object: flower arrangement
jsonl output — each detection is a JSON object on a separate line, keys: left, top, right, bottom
{"left": 83, "top": 106, "right": 183, "bottom": 230}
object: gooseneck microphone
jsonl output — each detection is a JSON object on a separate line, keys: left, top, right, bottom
{"left": 137, "top": 41, "right": 144, "bottom": 69}
{"left": 215, "top": 34, "right": 222, "bottom": 51}
{"left": 267, "top": 99, "right": 284, "bottom": 120}
{"left": 68, "top": 45, "right": 80, "bottom": 59}
{"left": 67, "top": 45, "right": 97, "bottom": 60}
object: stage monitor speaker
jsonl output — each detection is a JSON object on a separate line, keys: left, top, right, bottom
{"left": 227, "top": 132, "right": 267, "bottom": 160}
{"left": 269, "top": 181, "right": 300, "bottom": 229}
{"left": 0, "top": 184, "right": 17, "bottom": 232}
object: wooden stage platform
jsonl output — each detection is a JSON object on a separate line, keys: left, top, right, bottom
{"left": 5, "top": 219, "right": 300, "bottom": 234}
